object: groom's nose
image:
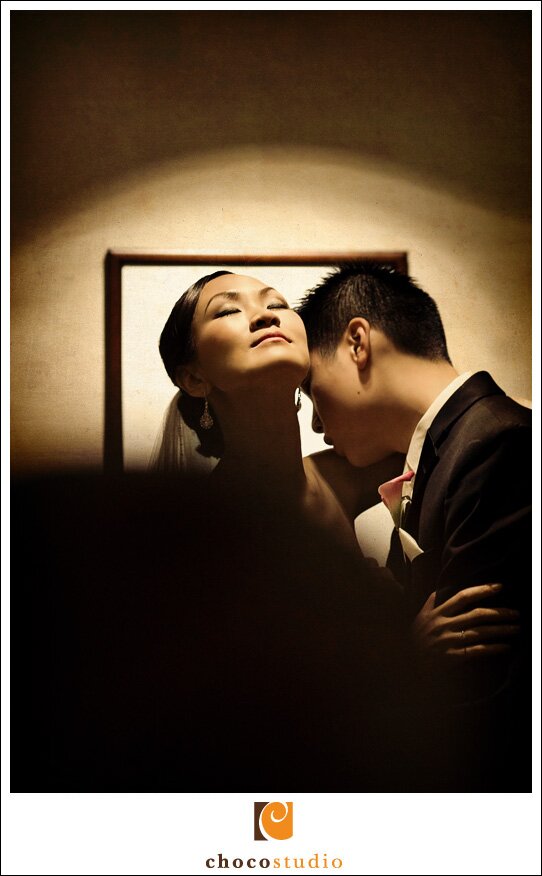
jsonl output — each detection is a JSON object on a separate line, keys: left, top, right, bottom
{"left": 312, "top": 409, "right": 324, "bottom": 433}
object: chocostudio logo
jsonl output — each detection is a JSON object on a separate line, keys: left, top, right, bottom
{"left": 204, "top": 802, "right": 344, "bottom": 870}
{"left": 254, "top": 802, "right": 293, "bottom": 841}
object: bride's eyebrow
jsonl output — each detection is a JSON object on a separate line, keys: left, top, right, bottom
{"left": 204, "top": 287, "right": 279, "bottom": 313}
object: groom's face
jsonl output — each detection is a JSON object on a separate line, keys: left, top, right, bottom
{"left": 307, "top": 345, "right": 389, "bottom": 467}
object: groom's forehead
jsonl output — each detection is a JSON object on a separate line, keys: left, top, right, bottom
{"left": 300, "top": 372, "right": 312, "bottom": 396}
{"left": 307, "top": 348, "right": 333, "bottom": 371}
{"left": 305, "top": 347, "right": 346, "bottom": 388}
{"left": 301, "top": 352, "right": 327, "bottom": 394}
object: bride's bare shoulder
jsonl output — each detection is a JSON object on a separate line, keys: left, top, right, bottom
{"left": 302, "top": 454, "right": 320, "bottom": 480}
{"left": 303, "top": 449, "right": 404, "bottom": 520}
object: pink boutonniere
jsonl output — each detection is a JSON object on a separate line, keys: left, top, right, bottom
{"left": 378, "top": 470, "right": 415, "bottom": 528}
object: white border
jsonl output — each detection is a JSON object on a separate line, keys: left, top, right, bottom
{"left": 3, "top": 3, "right": 540, "bottom": 875}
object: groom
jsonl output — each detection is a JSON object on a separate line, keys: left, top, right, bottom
{"left": 297, "top": 261, "right": 531, "bottom": 789}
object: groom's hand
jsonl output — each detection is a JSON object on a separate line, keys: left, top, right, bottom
{"left": 411, "top": 583, "right": 520, "bottom": 665}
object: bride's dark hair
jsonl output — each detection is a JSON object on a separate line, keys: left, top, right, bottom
{"left": 159, "top": 270, "right": 232, "bottom": 458}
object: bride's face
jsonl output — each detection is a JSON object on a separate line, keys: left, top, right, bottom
{"left": 190, "top": 273, "right": 309, "bottom": 393}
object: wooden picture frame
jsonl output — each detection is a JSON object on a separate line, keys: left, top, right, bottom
{"left": 104, "top": 250, "right": 408, "bottom": 472}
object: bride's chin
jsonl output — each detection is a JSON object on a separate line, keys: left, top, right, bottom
{"left": 227, "top": 364, "right": 307, "bottom": 397}
{"left": 257, "top": 358, "right": 309, "bottom": 388}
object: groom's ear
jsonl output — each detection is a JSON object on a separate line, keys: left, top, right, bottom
{"left": 175, "top": 364, "right": 211, "bottom": 398}
{"left": 346, "top": 318, "right": 371, "bottom": 371}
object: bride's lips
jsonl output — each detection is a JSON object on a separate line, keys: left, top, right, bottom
{"left": 251, "top": 331, "right": 291, "bottom": 347}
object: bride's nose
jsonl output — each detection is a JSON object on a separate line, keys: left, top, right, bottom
{"left": 250, "top": 309, "right": 281, "bottom": 332}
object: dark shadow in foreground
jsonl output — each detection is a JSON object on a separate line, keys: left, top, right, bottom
{"left": 11, "top": 472, "right": 531, "bottom": 792}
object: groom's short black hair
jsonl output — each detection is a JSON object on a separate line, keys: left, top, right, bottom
{"left": 296, "top": 261, "right": 451, "bottom": 363}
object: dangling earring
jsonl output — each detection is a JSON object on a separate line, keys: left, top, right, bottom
{"left": 295, "top": 387, "right": 302, "bottom": 412}
{"left": 199, "top": 397, "right": 214, "bottom": 430}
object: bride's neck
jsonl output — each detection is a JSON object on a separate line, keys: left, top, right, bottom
{"left": 212, "top": 386, "right": 306, "bottom": 492}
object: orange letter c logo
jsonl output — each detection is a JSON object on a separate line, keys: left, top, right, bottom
{"left": 254, "top": 802, "right": 293, "bottom": 841}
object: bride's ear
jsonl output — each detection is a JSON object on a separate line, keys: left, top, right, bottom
{"left": 346, "top": 318, "right": 371, "bottom": 370}
{"left": 175, "top": 364, "right": 211, "bottom": 398}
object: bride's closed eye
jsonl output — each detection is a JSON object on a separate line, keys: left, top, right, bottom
{"left": 213, "top": 308, "right": 241, "bottom": 318}
{"left": 213, "top": 301, "right": 289, "bottom": 318}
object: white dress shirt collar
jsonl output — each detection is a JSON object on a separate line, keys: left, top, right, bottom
{"left": 403, "top": 372, "right": 473, "bottom": 481}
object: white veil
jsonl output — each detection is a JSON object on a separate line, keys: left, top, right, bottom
{"left": 148, "top": 391, "right": 218, "bottom": 475}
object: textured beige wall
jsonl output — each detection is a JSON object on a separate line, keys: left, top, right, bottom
{"left": 11, "top": 11, "right": 531, "bottom": 473}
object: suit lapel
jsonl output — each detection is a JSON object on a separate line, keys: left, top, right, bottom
{"left": 404, "top": 372, "right": 505, "bottom": 542}
{"left": 402, "top": 434, "right": 437, "bottom": 541}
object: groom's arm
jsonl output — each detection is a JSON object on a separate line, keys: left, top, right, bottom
{"left": 435, "top": 424, "right": 531, "bottom": 608}
{"left": 430, "top": 423, "right": 531, "bottom": 734}
{"left": 306, "top": 449, "right": 405, "bottom": 523}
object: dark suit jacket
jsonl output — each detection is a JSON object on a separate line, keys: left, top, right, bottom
{"left": 387, "top": 371, "right": 531, "bottom": 790}
{"left": 392, "top": 371, "right": 531, "bottom": 616}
